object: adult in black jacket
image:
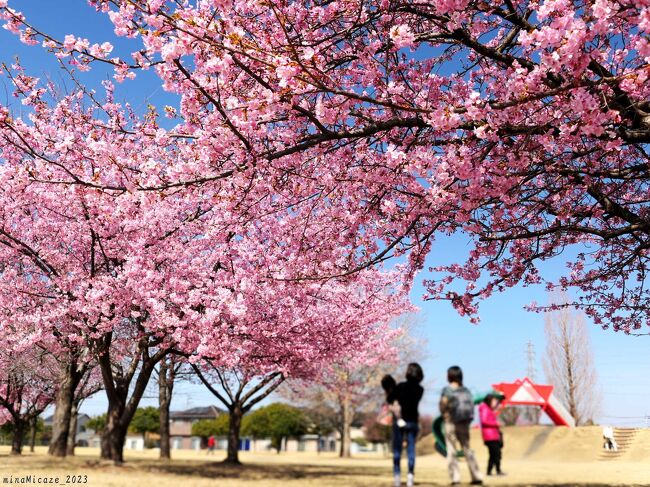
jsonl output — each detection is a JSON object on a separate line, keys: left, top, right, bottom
{"left": 387, "top": 363, "right": 424, "bottom": 487}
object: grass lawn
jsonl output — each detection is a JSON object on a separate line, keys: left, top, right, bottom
{"left": 1, "top": 441, "right": 649, "bottom": 486}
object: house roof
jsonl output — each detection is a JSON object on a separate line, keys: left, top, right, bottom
{"left": 43, "top": 413, "right": 91, "bottom": 425}
{"left": 170, "top": 405, "right": 223, "bottom": 420}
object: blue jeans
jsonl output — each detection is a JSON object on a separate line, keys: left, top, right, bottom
{"left": 393, "top": 421, "right": 418, "bottom": 475}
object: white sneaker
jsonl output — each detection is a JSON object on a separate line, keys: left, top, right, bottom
{"left": 394, "top": 474, "right": 401, "bottom": 487}
{"left": 407, "top": 473, "right": 414, "bottom": 487}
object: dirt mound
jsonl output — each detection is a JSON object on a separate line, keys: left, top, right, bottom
{"left": 615, "top": 428, "right": 650, "bottom": 462}
{"left": 498, "top": 425, "right": 602, "bottom": 462}
{"left": 416, "top": 425, "right": 650, "bottom": 463}
{"left": 415, "top": 433, "right": 435, "bottom": 456}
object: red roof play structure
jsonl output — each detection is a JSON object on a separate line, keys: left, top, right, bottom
{"left": 492, "top": 377, "right": 575, "bottom": 427}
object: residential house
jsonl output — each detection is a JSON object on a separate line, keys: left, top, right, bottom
{"left": 281, "top": 427, "right": 364, "bottom": 454}
{"left": 43, "top": 413, "right": 93, "bottom": 447}
{"left": 169, "top": 405, "right": 222, "bottom": 450}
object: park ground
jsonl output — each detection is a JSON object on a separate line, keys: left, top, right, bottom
{"left": 2, "top": 426, "right": 650, "bottom": 486}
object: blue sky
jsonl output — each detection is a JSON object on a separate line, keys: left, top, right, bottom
{"left": 409, "top": 235, "right": 650, "bottom": 427}
{"left": 2, "top": 1, "right": 649, "bottom": 427}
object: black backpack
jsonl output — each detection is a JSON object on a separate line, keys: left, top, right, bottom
{"left": 448, "top": 386, "right": 474, "bottom": 423}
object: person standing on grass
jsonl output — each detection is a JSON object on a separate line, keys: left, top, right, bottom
{"left": 207, "top": 435, "right": 216, "bottom": 455}
{"left": 479, "top": 394, "right": 506, "bottom": 476}
{"left": 439, "top": 366, "right": 483, "bottom": 485}
{"left": 387, "top": 363, "right": 424, "bottom": 487}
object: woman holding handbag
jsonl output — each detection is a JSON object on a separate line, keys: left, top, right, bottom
{"left": 383, "top": 364, "right": 424, "bottom": 487}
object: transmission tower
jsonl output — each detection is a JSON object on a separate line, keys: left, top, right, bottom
{"left": 526, "top": 340, "right": 537, "bottom": 382}
{"left": 525, "top": 341, "right": 540, "bottom": 424}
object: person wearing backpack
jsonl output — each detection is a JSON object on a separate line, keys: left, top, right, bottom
{"left": 439, "top": 366, "right": 483, "bottom": 485}
{"left": 387, "top": 363, "right": 424, "bottom": 487}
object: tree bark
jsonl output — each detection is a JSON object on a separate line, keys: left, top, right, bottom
{"left": 100, "top": 405, "right": 129, "bottom": 463}
{"left": 158, "top": 358, "right": 174, "bottom": 460}
{"left": 564, "top": 332, "right": 580, "bottom": 424}
{"left": 29, "top": 416, "right": 37, "bottom": 453}
{"left": 225, "top": 405, "right": 243, "bottom": 464}
{"left": 48, "top": 363, "right": 77, "bottom": 457}
{"left": 11, "top": 419, "right": 25, "bottom": 455}
{"left": 99, "top": 400, "right": 130, "bottom": 463}
{"left": 98, "top": 344, "right": 163, "bottom": 463}
{"left": 66, "top": 402, "right": 78, "bottom": 456}
{"left": 339, "top": 391, "right": 352, "bottom": 458}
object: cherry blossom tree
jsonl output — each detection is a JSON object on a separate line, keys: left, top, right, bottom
{"left": 1, "top": 0, "right": 646, "bottom": 464}
{"left": 191, "top": 366, "right": 284, "bottom": 464}
{"left": 0, "top": 62, "right": 411, "bottom": 464}
{"left": 0, "top": 90, "right": 180, "bottom": 461}
{"left": 283, "top": 316, "right": 422, "bottom": 458}
{"left": 189, "top": 271, "right": 409, "bottom": 464}
{"left": 2, "top": 0, "right": 643, "bottom": 330}
{"left": 298, "top": 360, "right": 386, "bottom": 458}
{"left": 0, "top": 346, "right": 57, "bottom": 455}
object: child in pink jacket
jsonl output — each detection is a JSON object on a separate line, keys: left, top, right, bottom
{"left": 479, "top": 394, "right": 505, "bottom": 476}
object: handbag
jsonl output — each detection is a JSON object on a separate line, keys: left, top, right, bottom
{"left": 377, "top": 404, "right": 393, "bottom": 426}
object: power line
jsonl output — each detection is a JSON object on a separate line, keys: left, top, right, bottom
{"left": 601, "top": 415, "right": 649, "bottom": 419}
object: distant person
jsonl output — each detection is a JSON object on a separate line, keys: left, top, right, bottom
{"left": 479, "top": 394, "right": 505, "bottom": 476}
{"left": 602, "top": 426, "right": 618, "bottom": 451}
{"left": 387, "top": 363, "right": 424, "bottom": 487}
{"left": 381, "top": 374, "right": 406, "bottom": 427}
{"left": 207, "top": 435, "right": 216, "bottom": 455}
{"left": 439, "top": 366, "right": 483, "bottom": 485}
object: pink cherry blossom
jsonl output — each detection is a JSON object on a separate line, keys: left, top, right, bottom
{"left": 390, "top": 24, "right": 415, "bottom": 49}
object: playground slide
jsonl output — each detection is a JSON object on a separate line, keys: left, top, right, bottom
{"left": 493, "top": 378, "right": 576, "bottom": 427}
{"left": 432, "top": 416, "right": 447, "bottom": 457}
{"left": 545, "top": 393, "right": 576, "bottom": 427}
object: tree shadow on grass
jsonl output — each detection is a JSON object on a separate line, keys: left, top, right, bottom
{"left": 128, "top": 459, "right": 632, "bottom": 486}
{"left": 0, "top": 453, "right": 640, "bottom": 486}
{"left": 139, "top": 459, "right": 388, "bottom": 481}
{"left": 0, "top": 454, "right": 390, "bottom": 482}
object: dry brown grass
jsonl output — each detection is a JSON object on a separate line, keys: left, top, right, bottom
{"left": 1, "top": 427, "right": 649, "bottom": 486}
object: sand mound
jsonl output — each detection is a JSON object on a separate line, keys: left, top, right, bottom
{"left": 416, "top": 425, "right": 650, "bottom": 463}
{"left": 499, "top": 425, "right": 601, "bottom": 462}
{"left": 416, "top": 433, "right": 435, "bottom": 457}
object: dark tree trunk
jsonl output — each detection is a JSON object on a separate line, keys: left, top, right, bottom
{"left": 11, "top": 419, "right": 25, "bottom": 455}
{"left": 29, "top": 416, "right": 37, "bottom": 453}
{"left": 100, "top": 405, "right": 128, "bottom": 463}
{"left": 66, "top": 402, "right": 79, "bottom": 456}
{"left": 225, "top": 405, "right": 243, "bottom": 465}
{"left": 274, "top": 436, "right": 283, "bottom": 454}
{"left": 49, "top": 359, "right": 84, "bottom": 458}
{"left": 158, "top": 358, "right": 174, "bottom": 460}
{"left": 97, "top": 340, "right": 164, "bottom": 463}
